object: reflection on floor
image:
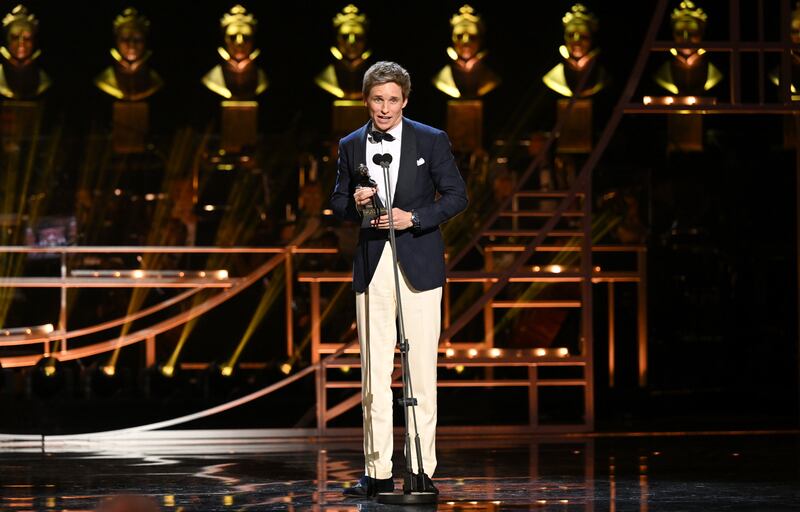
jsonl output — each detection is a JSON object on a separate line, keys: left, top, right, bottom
{"left": 1, "top": 432, "right": 799, "bottom": 511}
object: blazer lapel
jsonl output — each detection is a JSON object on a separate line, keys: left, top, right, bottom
{"left": 355, "top": 121, "right": 370, "bottom": 171}
{"left": 393, "top": 119, "right": 417, "bottom": 207}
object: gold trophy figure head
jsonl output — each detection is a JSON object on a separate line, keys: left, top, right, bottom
{"left": 450, "top": 5, "right": 484, "bottom": 62}
{"left": 562, "top": 4, "right": 598, "bottom": 60}
{"left": 2, "top": 5, "right": 38, "bottom": 62}
{"left": 113, "top": 8, "right": 149, "bottom": 63}
{"left": 221, "top": 5, "right": 256, "bottom": 62}
{"left": 671, "top": 0, "right": 707, "bottom": 49}
{"left": 334, "top": 4, "right": 367, "bottom": 61}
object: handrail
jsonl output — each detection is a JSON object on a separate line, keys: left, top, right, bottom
{"left": 0, "top": 219, "right": 320, "bottom": 367}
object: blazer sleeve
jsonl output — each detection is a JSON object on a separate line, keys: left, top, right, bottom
{"left": 330, "top": 138, "right": 361, "bottom": 223}
{"left": 414, "top": 130, "right": 469, "bottom": 230}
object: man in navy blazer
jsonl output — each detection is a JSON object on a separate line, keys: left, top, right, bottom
{"left": 330, "top": 61, "right": 467, "bottom": 498}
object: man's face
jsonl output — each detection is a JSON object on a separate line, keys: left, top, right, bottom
{"left": 364, "top": 82, "right": 407, "bottom": 132}
{"left": 452, "top": 23, "right": 481, "bottom": 61}
{"left": 337, "top": 24, "right": 366, "bottom": 61}
{"left": 224, "top": 24, "right": 254, "bottom": 61}
{"left": 116, "top": 26, "right": 146, "bottom": 62}
{"left": 7, "top": 23, "right": 34, "bottom": 61}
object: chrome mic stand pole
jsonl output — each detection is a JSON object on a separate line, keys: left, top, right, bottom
{"left": 373, "top": 152, "right": 437, "bottom": 505}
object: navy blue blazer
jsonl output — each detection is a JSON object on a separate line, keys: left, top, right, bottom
{"left": 330, "top": 118, "right": 468, "bottom": 293}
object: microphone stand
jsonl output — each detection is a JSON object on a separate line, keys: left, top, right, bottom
{"left": 372, "top": 153, "right": 438, "bottom": 506}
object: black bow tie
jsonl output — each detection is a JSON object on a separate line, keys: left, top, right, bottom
{"left": 369, "top": 130, "right": 395, "bottom": 143}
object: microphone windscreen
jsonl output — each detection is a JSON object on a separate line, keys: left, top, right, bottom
{"left": 372, "top": 153, "right": 393, "bottom": 166}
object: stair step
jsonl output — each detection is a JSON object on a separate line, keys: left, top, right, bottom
{"left": 499, "top": 210, "right": 584, "bottom": 217}
{"left": 513, "top": 191, "right": 585, "bottom": 198}
{"left": 491, "top": 299, "right": 581, "bottom": 308}
{"left": 483, "top": 230, "right": 584, "bottom": 237}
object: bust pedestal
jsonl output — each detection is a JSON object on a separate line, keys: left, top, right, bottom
{"left": 446, "top": 99, "right": 483, "bottom": 153}
{"left": 221, "top": 100, "right": 258, "bottom": 153}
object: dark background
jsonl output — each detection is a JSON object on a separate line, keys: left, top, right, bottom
{"left": 0, "top": 0, "right": 797, "bottom": 432}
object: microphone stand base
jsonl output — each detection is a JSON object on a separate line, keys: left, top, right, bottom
{"left": 376, "top": 491, "right": 438, "bottom": 505}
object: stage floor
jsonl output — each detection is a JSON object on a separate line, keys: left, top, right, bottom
{"left": 1, "top": 431, "right": 799, "bottom": 511}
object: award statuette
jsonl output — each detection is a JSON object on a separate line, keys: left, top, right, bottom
{"left": 356, "top": 163, "right": 385, "bottom": 228}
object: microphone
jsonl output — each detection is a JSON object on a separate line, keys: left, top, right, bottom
{"left": 372, "top": 153, "right": 393, "bottom": 168}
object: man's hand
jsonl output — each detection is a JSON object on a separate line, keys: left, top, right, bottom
{"left": 372, "top": 208, "right": 413, "bottom": 230}
{"left": 354, "top": 186, "right": 377, "bottom": 207}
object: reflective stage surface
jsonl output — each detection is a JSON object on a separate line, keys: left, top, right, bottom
{"left": 1, "top": 432, "right": 799, "bottom": 511}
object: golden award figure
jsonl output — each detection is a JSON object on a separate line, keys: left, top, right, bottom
{"left": 0, "top": 5, "right": 50, "bottom": 146}
{"left": 543, "top": 4, "right": 608, "bottom": 99}
{"left": 94, "top": 8, "right": 163, "bottom": 153}
{"left": 315, "top": 4, "right": 371, "bottom": 137}
{"left": 202, "top": 4, "right": 267, "bottom": 152}
{"left": 543, "top": 4, "right": 609, "bottom": 153}
{"left": 654, "top": 0, "right": 722, "bottom": 96}
{"left": 769, "top": 1, "right": 800, "bottom": 99}
{"left": 651, "top": 0, "right": 722, "bottom": 152}
{"left": 769, "top": 2, "right": 800, "bottom": 148}
{"left": 0, "top": 4, "right": 49, "bottom": 99}
{"left": 433, "top": 4, "right": 500, "bottom": 153}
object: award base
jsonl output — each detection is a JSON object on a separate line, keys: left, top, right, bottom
{"left": 360, "top": 206, "right": 386, "bottom": 228}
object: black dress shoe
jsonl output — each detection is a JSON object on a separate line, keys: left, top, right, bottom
{"left": 342, "top": 475, "right": 394, "bottom": 498}
{"left": 404, "top": 473, "right": 439, "bottom": 494}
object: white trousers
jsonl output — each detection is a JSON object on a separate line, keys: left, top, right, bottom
{"left": 355, "top": 241, "right": 441, "bottom": 479}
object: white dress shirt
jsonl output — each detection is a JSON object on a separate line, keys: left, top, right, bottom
{"left": 365, "top": 119, "right": 402, "bottom": 208}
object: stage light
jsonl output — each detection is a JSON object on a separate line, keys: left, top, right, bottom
{"left": 467, "top": 348, "right": 478, "bottom": 358}
{"left": 643, "top": 96, "right": 652, "bottom": 105}
{"left": 534, "top": 348, "right": 546, "bottom": 357}
{"left": 199, "top": 271, "right": 206, "bottom": 277}
{"left": 532, "top": 265, "right": 541, "bottom": 272}
{"left": 204, "top": 205, "right": 216, "bottom": 212}
{"left": 131, "top": 269, "right": 145, "bottom": 279}
{"left": 445, "top": 348, "right": 455, "bottom": 357}
{"left": 557, "top": 348, "right": 569, "bottom": 357}
{"left": 216, "top": 270, "right": 229, "bottom": 279}
{"left": 280, "top": 363, "right": 292, "bottom": 375}
{"left": 114, "top": 188, "right": 122, "bottom": 196}
{"left": 489, "top": 348, "right": 502, "bottom": 358}
{"left": 32, "top": 356, "right": 64, "bottom": 398}
{"left": 220, "top": 365, "right": 233, "bottom": 377}
{"left": 455, "top": 365, "right": 464, "bottom": 374}
{"left": 548, "top": 264, "right": 563, "bottom": 273}
{"left": 323, "top": 209, "right": 334, "bottom": 215}
{"left": 340, "top": 365, "right": 351, "bottom": 374}
{"left": 91, "top": 363, "right": 122, "bottom": 398}
{"left": 665, "top": 96, "right": 674, "bottom": 105}
{"left": 687, "top": 96, "right": 697, "bottom": 105}
{"left": 594, "top": 265, "right": 602, "bottom": 272}
{"left": 161, "top": 364, "right": 175, "bottom": 378}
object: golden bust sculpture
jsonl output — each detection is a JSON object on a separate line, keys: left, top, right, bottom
{"left": 315, "top": 4, "right": 371, "bottom": 100}
{"left": 432, "top": 4, "right": 500, "bottom": 99}
{"left": 94, "top": 8, "right": 163, "bottom": 101}
{"left": 768, "top": 1, "right": 799, "bottom": 97}
{"left": 654, "top": 0, "right": 722, "bottom": 95}
{"left": 0, "top": 4, "right": 50, "bottom": 99}
{"left": 202, "top": 4, "right": 268, "bottom": 100}
{"left": 543, "top": 4, "right": 609, "bottom": 98}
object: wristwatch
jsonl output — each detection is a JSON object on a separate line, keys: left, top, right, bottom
{"left": 410, "top": 209, "right": 420, "bottom": 229}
